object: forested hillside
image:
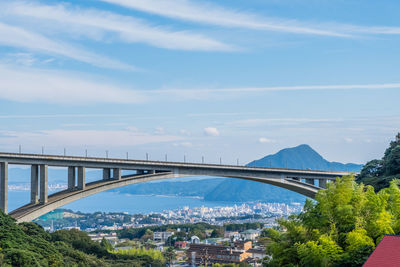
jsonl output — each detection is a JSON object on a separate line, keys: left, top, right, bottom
{"left": 0, "top": 212, "right": 165, "bottom": 266}
{"left": 357, "top": 133, "right": 400, "bottom": 191}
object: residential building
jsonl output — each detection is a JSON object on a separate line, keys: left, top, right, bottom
{"left": 153, "top": 231, "right": 174, "bottom": 242}
{"left": 186, "top": 241, "right": 252, "bottom": 265}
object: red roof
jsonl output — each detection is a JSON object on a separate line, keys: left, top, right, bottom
{"left": 364, "top": 235, "right": 400, "bottom": 267}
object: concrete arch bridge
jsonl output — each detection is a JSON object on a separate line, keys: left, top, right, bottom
{"left": 0, "top": 152, "right": 349, "bottom": 222}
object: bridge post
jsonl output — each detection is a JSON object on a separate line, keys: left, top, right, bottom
{"left": 0, "top": 162, "right": 8, "bottom": 214}
{"left": 103, "top": 168, "right": 111, "bottom": 180}
{"left": 148, "top": 170, "right": 155, "bottom": 174}
{"left": 68, "top": 167, "right": 76, "bottom": 190}
{"left": 113, "top": 168, "right": 121, "bottom": 180}
{"left": 77, "top": 167, "right": 85, "bottom": 190}
{"left": 305, "top": 178, "right": 314, "bottom": 185}
{"left": 137, "top": 170, "right": 144, "bottom": 175}
{"left": 39, "top": 165, "right": 48, "bottom": 204}
{"left": 31, "top": 165, "right": 39, "bottom": 204}
{"left": 319, "top": 179, "right": 327, "bottom": 189}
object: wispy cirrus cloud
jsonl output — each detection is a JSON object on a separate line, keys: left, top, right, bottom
{"left": 1, "top": 1, "right": 233, "bottom": 51}
{"left": 100, "top": 0, "right": 400, "bottom": 37}
{"left": 0, "top": 129, "right": 182, "bottom": 149}
{"left": 0, "top": 64, "right": 144, "bottom": 104}
{"left": 0, "top": 63, "right": 400, "bottom": 105}
{"left": 0, "top": 22, "right": 135, "bottom": 71}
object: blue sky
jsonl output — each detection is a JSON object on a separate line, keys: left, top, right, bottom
{"left": 0, "top": 0, "right": 399, "bottom": 164}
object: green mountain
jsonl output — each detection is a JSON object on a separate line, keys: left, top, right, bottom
{"left": 247, "top": 144, "right": 362, "bottom": 171}
{"left": 204, "top": 144, "right": 363, "bottom": 202}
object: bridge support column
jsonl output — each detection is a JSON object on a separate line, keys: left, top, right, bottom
{"left": 147, "top": 170, "right": 155, "bottom": 174}
{"left": 31, "top": 165, "right": 39, "bottom": 204}
{"left": 0, "top": 162, "right": 8, "bottom": 214}
{"left": 103, "top": 168, "right": 111, "bottom": 180}
{"left": 68, "top": 167, "right": 76, "bottom": 190}
{"left": 137, "top": 170, "right": 144, "bottom": 175}
{"left": 77, "top": 167, "right": 85, "bottom": 190}
{"left": 319, "top": 179, "right": 327, "bottom": 189}
{"left": 39, "top": 165, "right": 48, "bottom": 204}
{"left": 305, "top": 178, "right": 314, "bottom": 185}
{"left": 113, "top": 168, "right": 121, "bottom": 180}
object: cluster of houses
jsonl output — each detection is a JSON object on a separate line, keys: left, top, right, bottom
{"left": 152, "top": 229, "right": 266, "bottom": 266}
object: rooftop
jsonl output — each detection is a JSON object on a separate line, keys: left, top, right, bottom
{"left": 364, "top": 235, "right": 400, "bottom": 267}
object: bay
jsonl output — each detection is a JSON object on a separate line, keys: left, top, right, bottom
{"left": 7, "top": 190, "right": 233, "bottom": 215}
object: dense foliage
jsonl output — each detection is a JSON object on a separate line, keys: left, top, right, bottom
{"left": 357, "top": 133, "right": 400, "bottom": 191}
{"left": 264, "top": 175, "right": 400, "bottom": 266}
{"left": 0, "top": 212, "right": 165, "bottom": 267}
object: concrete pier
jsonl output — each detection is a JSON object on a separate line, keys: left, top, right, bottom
{"left": 103, "top": 168, "right": 111, "bottom": 180}
{"left": 40, "top": 164, "right": 48, "bottom": 204}
{"left": 113, "top": 168, "right": 121, "bottom": 180}
{"left": 31, "top": 165, "right": 39, "bottom": 204}
{"left": 0, "top": 162, "right": 8, "bottom": 214}
{"left": 77, "top": 167, "right": 85, "bottom": 190}
{"left": 319, "top": 179, "right": 327, "bottom": 189}
{"left": 68, "top": 167, "right": 76, "bottom": 190}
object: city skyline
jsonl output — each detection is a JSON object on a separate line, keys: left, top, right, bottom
{"left": 1, "top": 0, "right": 400, "bottom": 164}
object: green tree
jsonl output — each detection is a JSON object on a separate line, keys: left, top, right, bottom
{"left": 264, "top": 175, "right": 400, "bottom": 267}
{"left": 100, "top": 237, "right": 113, "bottom": 251}
{"left": 163, "top": 246, "right": 176, "bottom": 266}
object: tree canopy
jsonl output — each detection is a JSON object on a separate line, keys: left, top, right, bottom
{"left": 264, "top": 175, "right": 400, "bottom": 266}
{"left": 357, "top": 133, "right": 400, "bottom": 191}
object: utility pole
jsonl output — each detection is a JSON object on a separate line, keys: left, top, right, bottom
{"left": 202, "top": 156, "right": 204, "bottom": 164}
{"left": 42, "top": 146, "right": 44, "bottom": 155}
{"left": 64, "top": 148, "right": 66, "bottom": 156}
{"left": 165, "top": 154, "right": 168, "bottom": 161}
{"left": 106, "top": 150, "right": 108, "bottom": 159}
{"left": 19, "top": 145, "right": 21, "bottom": 154}
{"left": 85, "top": 149, "right": 88, "bottom": 157}
{"left": 126, "top": 152, "right": 129, "bottom": 160}
{"left": 146, "top": 153, "right": 149, "bottom": 161}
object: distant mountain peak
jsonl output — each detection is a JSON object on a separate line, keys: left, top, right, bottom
{"left": 247, "top": 144, "right": 362, "bottom": 172}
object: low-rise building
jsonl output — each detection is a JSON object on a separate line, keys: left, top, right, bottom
{"left": 240, "top": 229, "right": 260, "bottom": 240}
{"left": 186, "top": 241, "right": 252, "bottom": 265}
{"left": 153, "top": 231, "right": 174, "bottom": 242}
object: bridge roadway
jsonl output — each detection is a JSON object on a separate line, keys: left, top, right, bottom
{"left": 0, "top": 152, "right": 350, "bottom": 222}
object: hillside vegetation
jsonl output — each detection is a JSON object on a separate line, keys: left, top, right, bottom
{"left": 0, "top": 212, "right": 165, "bottom": 267}
{"left": 357, "top": 133, "right": 400, "bottom": 191}
{"left": 264, "top": 175, "right": 400, "bottom": 266}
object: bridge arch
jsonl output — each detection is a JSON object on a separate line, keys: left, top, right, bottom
{"left": 0, "top": 152, "right": 347, "bottom": 222}
{"left": 9, "top": 172, "right": 320, "bottom": 222}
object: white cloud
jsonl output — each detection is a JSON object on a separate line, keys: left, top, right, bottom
{"left": 173, "top": 142, "right": 193, "bottom": 147}
{"left": 0, "top": 22, "right": 135, "bottom": 71}
{"left": 259, "top": 137, "right": 276, "bottom": 144}
{"left": 152, "top": 83, "right": 400, "bottom": 100}
{"left": 0, "top": 64, "right": 145, "bottom": 104}
{"left": 179, "top": 129, "right": 191, "bottom": 136}
{"left": 0, "top": 65, "right": 399, "bottom": 105}
{"left": 204, "top": 127, "right": 220, "bottom": 137}
{"left": 2, "top": 1, "right": 232, "bottom": 51}
{"left": 0, "top": 129, "right": 182, "bottom": 148}
{"left": 154, "top": 127, "right": 165, "bottom": 135}
{"left": 100, "top": 0, "right": 400, "bottom": 37}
